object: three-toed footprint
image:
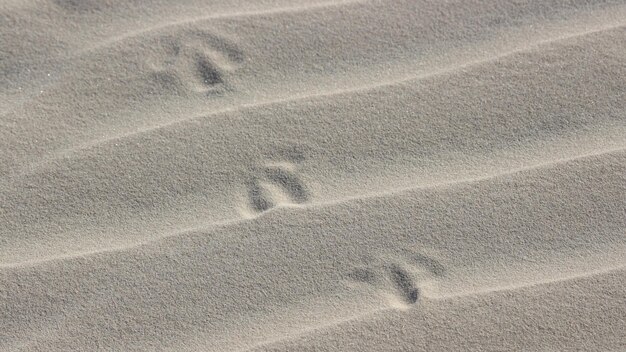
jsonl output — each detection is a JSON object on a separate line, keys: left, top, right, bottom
{"left": 246, "top": 162, "right": 310, "bottom": 214}
{"left": 148, "top": 29, "right": 244, "bottom": 95}
{"left": 348, "top": 251, "right": 444, "bottom": 308}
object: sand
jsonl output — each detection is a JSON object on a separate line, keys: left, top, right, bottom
{"left": 1, "top": 0, "right": 625, "bottom": 351}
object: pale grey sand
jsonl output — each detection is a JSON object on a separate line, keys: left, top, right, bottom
{"left": 1, "top": 0, "right": 625, "bottom": 351}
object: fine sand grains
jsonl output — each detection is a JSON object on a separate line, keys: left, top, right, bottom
{"left": 1, "top": 0, "right": 625, "bottom": 351}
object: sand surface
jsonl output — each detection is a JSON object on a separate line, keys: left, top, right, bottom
{"left": 1, "top": 0, "right": 625, "bottom": 351}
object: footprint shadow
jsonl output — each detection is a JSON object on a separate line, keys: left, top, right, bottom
{"left": 247, "top": 178, "right": 274, "bottom": 213}
{"left": 196, "top": 55, "right": 224, "bottom": 87}
{"left": 389, "top": 265, "right": 420, "bottom": 304}
{"left": 263, "top": 166, "right": 309, "bottom": 204}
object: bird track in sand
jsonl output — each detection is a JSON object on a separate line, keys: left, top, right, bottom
{"left": 148, "top": 30, "right": 244, "bottom": 94}
{"left": 247, "top": 162, "right": 310, "bottom": 213}
{"left": 349, "top": 252, "right": 445, "bottom": 307}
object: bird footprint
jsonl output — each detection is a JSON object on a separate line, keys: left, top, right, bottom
{"left": 349, "top": 251, "right": 444, "bottom": 307}
{"left": 247, "top": 162, "right": 309, "bottom": 213}
{"left": 149, "top": 30, "right": 244, "bottom": 94}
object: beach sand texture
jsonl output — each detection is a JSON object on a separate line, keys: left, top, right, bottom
{"left": 1, "top": 0, "right": 625, "bottom": 351}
